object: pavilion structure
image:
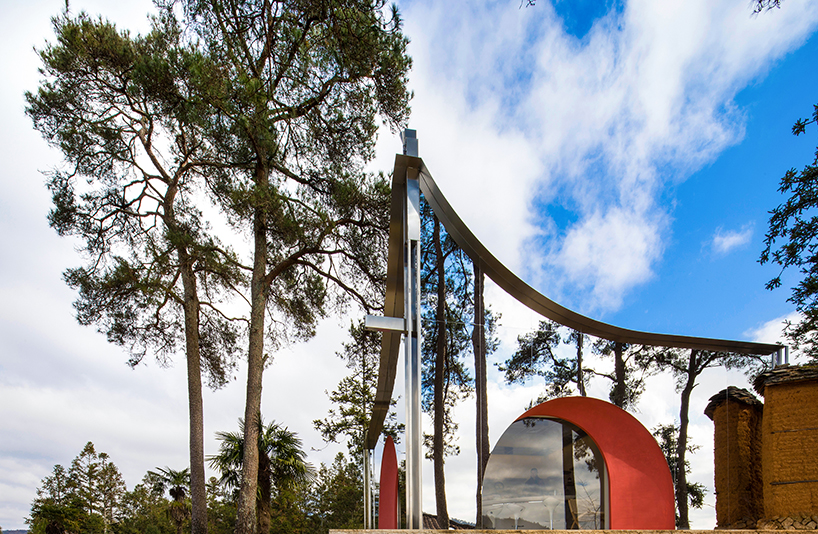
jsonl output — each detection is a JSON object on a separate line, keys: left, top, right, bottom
{"left": 362, "top": 130, "right": 785, "bottom": 530}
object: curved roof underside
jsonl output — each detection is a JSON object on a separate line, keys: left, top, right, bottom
{"left": 365, "top": 154, "right": 780, "bottom": 449}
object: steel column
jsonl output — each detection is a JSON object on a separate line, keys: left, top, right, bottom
{"left": 363, "top": 448, "right": 372, "bottom": 529}
{"left": 402, "top": 129, "right": 422, "bottom": 529}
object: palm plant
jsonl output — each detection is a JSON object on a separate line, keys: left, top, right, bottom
{"left": 209, "top": 418, "right": 313, "bottom": 534}
{"left": 147, "top": 467, "right": 191, "bottom": 534}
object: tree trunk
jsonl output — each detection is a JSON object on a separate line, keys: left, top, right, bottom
{"left": 167, "top": 176, "right": 208, "bottom": 534}
{"left": 433, "top": 216, "right": 449, "bottom": 529}
{"left": 676, "top": 350, "right": 697, "bottom": 530}
{"left": 257, "top": 446, "right": 272, "bottom": 534}
{"left": 612, "top": 342, "right": 626, "bottom": 407}
{"left": 576, "top": 334, "right": 586, "bottom": 397}
{"left": 180, "top": 253, "right": 208, "bottom": 534}
{"left": 473, "top": 263, "right": 489, "bottom": 528}
{"left": 236, "top": 163, "right": 270, "bottom": 534}
{"left": 562, "top": 425, "right": 578, "bottom": 529}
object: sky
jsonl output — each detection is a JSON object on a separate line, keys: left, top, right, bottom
{"left": 1, "top": 0, "right": 818, "bottom": 530}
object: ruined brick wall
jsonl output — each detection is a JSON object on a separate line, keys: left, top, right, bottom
{"left": 706, "top": 387, "right": 764, "bottom": 528}
{"left": 712, "top": 401, "right": 764, "bottom": 526}
{"left": 761, "top": 379, "right": 818, "bottom": 519}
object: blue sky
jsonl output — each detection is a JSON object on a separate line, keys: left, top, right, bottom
{"left": 1, "top": 0, "right": 818, "bottom": 530}
{"left": 607, "top": 31, "right": 818, "bottom": 339}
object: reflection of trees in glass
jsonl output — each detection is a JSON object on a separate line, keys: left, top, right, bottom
{"left": 481, "top": 418, "right": 604, "bottom": 530}
{"left": 576, "top": 480, "right": 603, "bottom": 529}
{"left": 562, "top": 425, "right": 579, "bottom": 529}
{"left": 572, "top": 432, "right": 599, "bottom": 479}
{"left": 569, "top": 430, "right": 603, "bottom": 529}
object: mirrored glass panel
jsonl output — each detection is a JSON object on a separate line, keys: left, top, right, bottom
{"left": 481, "top": 417, "right": 606, "bottom": 530}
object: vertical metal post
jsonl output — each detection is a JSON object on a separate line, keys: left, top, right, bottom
{"left": 774, "top": 346, "right": 789, "bottom": 367}
{"left": 401, "top": 129, "right": 422, "bottom": 529}
{"left": 363, "top": 449, "right": 372, "bottom": 529}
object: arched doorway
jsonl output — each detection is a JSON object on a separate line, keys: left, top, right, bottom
{"left": 482, "top": 396, "right": 675, "bottom": 530}
{"left": 482, "top": 417, "right": 606, "bottom": 530}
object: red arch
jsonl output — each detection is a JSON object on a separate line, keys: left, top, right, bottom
{"left": 518, "top": 397, "right": 675, "bottom": 530}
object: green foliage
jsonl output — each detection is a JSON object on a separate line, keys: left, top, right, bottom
{"left": 170, "top": 0, "right": 412, "bottom": 345}
{"left": 26, "top": 14, "right": 238, "bottom": 530}
{"left": 305, "top": 453, "right": 364, "bottom": 533}
{"left": 591, "top": 340, "right": 660, "bottom": 409}
{"left": 652, "top": 349, "right": 766, "bottom": 528}
{"left": 761, "top": 105, "right": 818, "bottom": 361}
{"left": 501, "top": 325, "right": 651, "bottom": 408}
{"left": 205, "top": 477, "right": 236, "bottom": 534}
{"left": 313, "top": 319, "right": 402, "bottom": 461}
{"left": 27, "top": 442, "right": 124, "bottom": 534}
{"left": 420, "top": 206, "right": 472, "bottom": 458}
{"left": 419, "top": 197, "right": 497, "bottom": 458}
{"left": 24, "top": 439, "right": 377, "bottom": 534}
{"left": 26, "top": 11, "right": 242, "bottom": 380}
{"left": 210, "top": 419, "right": 313, "bottom": 493}
{"left": 209, "top": 418, "right": 314, "bottom": 533}
{"left": 147, "top": 467, "right": 191, "bottom": 502}
{"left": 652, "top": 423, "right": 707, "bottom": 528}
{"left": 30, "top": 3, "right": 413, "bottom": 532}
{"left": 500, "top": 320, "right": 562, "bottom": 390}
{"left": 165, "top": 3, "right": 413, "bottom": 523}
{"left": 115, "top": 479, "right": 176, "bottom": 534}
{"left": 268, "top": 486, "right": 312, "bottom": 534}
{"left": 146, "top": 467, "right": 191, "bottom": 534}
{"left": 753, "top": 0, "right": 782, "bottom": 14}
{"left": 28, "top": 499, "right": 91, "bottom": 534}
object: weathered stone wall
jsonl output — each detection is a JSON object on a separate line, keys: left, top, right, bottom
{"left": 761, "top": 379, "right": 818, "bottom": 520}
{"left": 711, "top": 399, "right": 764, "bottom": 527}
{"left": 756, "top": 514, "right": 818, "bottom": 530}
{"left": 706, "top": 387, "right": 764, "bottom": 529}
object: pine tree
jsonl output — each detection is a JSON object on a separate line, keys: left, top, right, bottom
{"left": 590, "top": 340, "right": 658, "bottom": 409}
{"left": 500, "top": 320, "right": 563, "bottom": 401}
{"left": 652, "top": 423, "right": 706, "bottom": 528}
{"left": 419, "top": 199, "right": 476, "bottom": 528}
{"left": 471, "top": 263, "right": 501, "bottom": 526}
{"left": 168, "top": 4, "right": 412, "bottom": 531}
{"left": 28, "top": 442, "right": 125, "bottom": 534}
{"left": 314, "top": 319, "right": 402, "bottom": 461}
{"left": 27, "top": 14, "right": 243, "bottom": 533}
{"left": 97, "top": 453, "right": 126, "bottom": 534}
{"left": 70, "top": 443, "right": 102, "bottom": 518}
{"left": 307, "top": 453, "right": 364, "bottom": 533}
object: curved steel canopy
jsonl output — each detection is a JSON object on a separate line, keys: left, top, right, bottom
{"left": 365, "top": 154, "right": 780, "bottom": 449}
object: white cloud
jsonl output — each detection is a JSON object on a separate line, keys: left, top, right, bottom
{"left": 551, "top": 206, "right": 664, "bottom": 310}
{"left": 744, "top": 310, "right": 800, "bottom": 346}
{"left": 400, "top": 0, "right": 818, "bottom": 313}
{"left": 712, "top": 223, "right": 754, "bottom": 255}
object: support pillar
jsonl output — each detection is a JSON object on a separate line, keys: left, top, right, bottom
{"left": 363, "top": 448, "right": 372, "bottom": 529}
{"left": 402, "top": 129, "right": 422, "bottom": 529}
